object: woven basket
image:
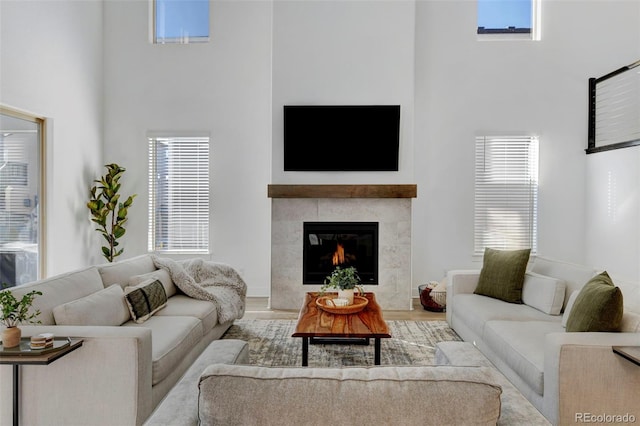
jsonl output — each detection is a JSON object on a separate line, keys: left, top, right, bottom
{"left": 316, "top": 295, "right": 369, "bottom": 314}
{"left": 418, "top": 285, "right": 446, "bottom": 312}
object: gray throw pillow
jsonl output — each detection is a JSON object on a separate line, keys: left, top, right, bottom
{"left": 474, "top": 248, "right": 531, "bottom": 304}
{"left": 565, "top": 271, "right": 623, "bottom": 332}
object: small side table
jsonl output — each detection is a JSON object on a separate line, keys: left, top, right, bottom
{"left": 0, "top": 337, "right": 83, "bottom": 426}
{"left": 612, "top": 346, "right": 640, "bottom": 367}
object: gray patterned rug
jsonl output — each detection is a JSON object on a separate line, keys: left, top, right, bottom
{"left": 222, "top": 319, "right": 550, "bottom": 425}
{"left": 222, "top": 319, "right": 461, "bottom": 367}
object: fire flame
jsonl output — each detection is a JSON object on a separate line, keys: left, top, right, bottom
{"left": 332, "top": 243, "right": 345, "bottom": 265}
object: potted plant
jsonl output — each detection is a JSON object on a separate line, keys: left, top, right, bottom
{"left": 320, "top": 266, "right": 364, "bottom": 305}
{"left": 0, "top": 287, "right": 42, "bottom": 348}
{"left": 87, "top": 163, "right": 136, "bottom": 262}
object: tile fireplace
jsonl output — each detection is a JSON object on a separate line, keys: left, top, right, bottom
{"left": 269, "top": 184, "right": 417, "bottom": 311}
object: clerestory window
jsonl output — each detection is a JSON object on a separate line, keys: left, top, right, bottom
{"left": 153, "top": 0, "right": 210, "bottom": 44}
{"left": 477, "top": 0, "right": 541, "bottom": 40}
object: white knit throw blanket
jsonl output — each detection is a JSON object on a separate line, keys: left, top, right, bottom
{"left": 152, "top": 256, "right": 247, "bottom": 324}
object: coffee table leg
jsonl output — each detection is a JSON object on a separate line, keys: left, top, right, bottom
{"left": 302, "top": 337, "right": 309, "bottom": 367}
{"left": 374, "top": 338, "right": 381, "bottom": 365}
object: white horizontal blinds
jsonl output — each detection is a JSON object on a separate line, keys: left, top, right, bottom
{"left": 148, "top": 136, "right": 210, "bottom": 253}
{"left": 474, "top": 136, "right": 538, "bottom": 255}
{"left": 595, "top": 69, "right": 640, "bottom": 146}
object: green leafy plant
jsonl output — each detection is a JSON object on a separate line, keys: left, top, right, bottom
{"left": 0, "top": 286, "right": 42, "bottom": 328}
{"left": 321, "top": 266, "right": 364, "bottom": 293}
{"left": 87, "top": 163, "right": 136, "bottom": 262}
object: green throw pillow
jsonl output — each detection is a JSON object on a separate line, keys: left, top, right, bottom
{"left": 565, "top": 271, "right": 623, "bottom": 332}
{"left": 474, "top": 248, "right": 531, "bottom": 304}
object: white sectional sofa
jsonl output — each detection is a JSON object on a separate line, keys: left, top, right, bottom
{"left": 447, "top": 256, "right": 640, "bottom": 425}
{"left": 0, "top": 254, "right": 246, "bottom": 426}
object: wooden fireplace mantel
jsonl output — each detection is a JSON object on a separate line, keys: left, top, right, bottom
{"left": 267, "top": 184, "right": 417, "bottom": 199}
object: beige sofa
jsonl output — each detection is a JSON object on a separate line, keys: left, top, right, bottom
{"left": 196, "top": 364, "right": 503, "bottom": 426}
{"left": 0, "top": 254, "right": 246, "bottom": 426}
{"left": 446, "top": 256, "right": 640, "bottom": 425}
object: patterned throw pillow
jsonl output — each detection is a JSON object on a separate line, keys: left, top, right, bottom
{"left": 124, "top": 279, "right": 167, "bottom": 323}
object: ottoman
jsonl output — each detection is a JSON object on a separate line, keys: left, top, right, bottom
{"left": 144, "top": 339, "right": 249, "bottom": 426}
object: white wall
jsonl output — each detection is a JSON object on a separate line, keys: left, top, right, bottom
{"left": 2, "top": 0, "right": 638, "bottom": 296}
{"left": 412, "top": 0, "right": 640, "bottom": 289}
{"left": 0, "top": 0, "right": 104, "bottom": 275}
{"left": 103, "top": 0, "right": 273, "bottom": 295}
{"left": 271, "top": 0, "right": 415, "bottom": 184}
{"left": 586, "top": 147, "right": 640, "bottom": 280}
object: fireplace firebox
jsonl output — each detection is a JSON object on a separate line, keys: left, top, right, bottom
{"left": 303, "top": 222, "right": 378, "bottom": 284}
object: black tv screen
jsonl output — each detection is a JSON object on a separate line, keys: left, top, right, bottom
{"left": 283, "top": 105, "right": 400, "bottom": 171}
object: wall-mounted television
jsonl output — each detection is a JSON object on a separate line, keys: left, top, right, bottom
{"left": 283, "top": 105, "right": 400, "bottom": 171}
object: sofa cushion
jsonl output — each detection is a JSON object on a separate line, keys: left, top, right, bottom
{"left": 521, "top": 272, "right": 566, "bottom": 315}
{"left": 128, "top": 268, "right": 177, "bottom": 298}
{"left": 483, "top": 320, "right": 564, "bottom": 395}
{"left": 7, "top": 267, "right": 104, "bottom": 325}
{"left": 52, "top": 284, "right": 130, "bottom": 326}
{"left": 562, "top": 290, "right": 579, "bottom": 328}
{"left": 97, "top": 254, "right": 156, "bottom": 288}
{"left": 154, "top": 295, "right": 218, "bottom": 331}
{"left": 530, "top": 256, "right": 598, "bottom": 311}
{"left": 620, "top": 312, "right": 640, "bottom": 332}
{"left": 566, "top": 271, "right": 623, "bottom": 332}
{"left": 453, "top": 293, "right": 560, "bottom": 339}
{"left": 124, "top": 279, "right": 168, "bottom": 324}
{"left": 123, "top": 315, "right": 203, "bottom": 385}
{"left": 475, "top": 248, "right": 530, "bottom": 303}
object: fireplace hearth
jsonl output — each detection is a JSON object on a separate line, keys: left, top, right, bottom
{"left": 303, "top": 222, "right": 378, "bottom": 284}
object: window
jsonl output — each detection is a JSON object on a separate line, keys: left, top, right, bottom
{"left": 148, "top": 136, "right": 210, "bottom": 253}
{"left": 154, "top": 0, "right": 209, "bottom": 44}
{"left": 477, "top": 0, "right": 541, "bottom": 40}
{"left": 0, "top": 107, "right": 45, "bottom": 286}
{"left": 474, "top": 136, "right": 538, "bottom": 255}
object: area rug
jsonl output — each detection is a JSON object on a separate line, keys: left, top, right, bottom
{"left": 222, "top": 319, "right": 461, "bottom": 367}
{"left": 222, "top": 319, "right": 550, "bottom": 425}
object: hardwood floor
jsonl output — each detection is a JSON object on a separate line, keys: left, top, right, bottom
{"left": 243, "top": 297, "right": 446, "bottom": 321}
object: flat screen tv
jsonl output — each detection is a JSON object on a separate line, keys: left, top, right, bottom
{"left": 283, "top": 105, "right": 400, "bottom": 171}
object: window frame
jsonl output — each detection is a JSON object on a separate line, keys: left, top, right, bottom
{"left": 473, "top": 135, "right": 539, "bottom": 256}
{"left": 148, "top": 134, "right": 211, "bottom": 254}
{"left": 0, "top": 105, "right": 46, "bottom": 283}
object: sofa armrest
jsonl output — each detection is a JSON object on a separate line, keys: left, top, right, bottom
{"left": 543, "top": 332, "right": 640, "bottom": 425}
{"left": 446, "top": 270, "right": 480, "bottom": 324}
{"left": 0, "top": 325, "right": 153, "bottom": 426}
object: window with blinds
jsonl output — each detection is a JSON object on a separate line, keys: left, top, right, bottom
{"left": 148, "top": 136, "right": 210, "bottom": 253}
{"left": 474, "top": 136, "right": 538, "bottom": 255}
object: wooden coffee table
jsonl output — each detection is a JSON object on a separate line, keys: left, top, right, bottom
{"left": 292, "top": 292, "right": 391, "bottom": 366}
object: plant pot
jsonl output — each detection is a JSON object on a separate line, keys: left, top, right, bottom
{"left": 338, "top": 289, "right": 355, "bottom": 305}
{"left": 2, "top": 326, "right": 21, "bottom": 348}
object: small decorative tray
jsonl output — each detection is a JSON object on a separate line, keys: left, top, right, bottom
{"left": 0, "top": 337, "right": 71, "bottom": 356}
{"left": 316, "top": 295, "right": 369, "bottom": 314}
